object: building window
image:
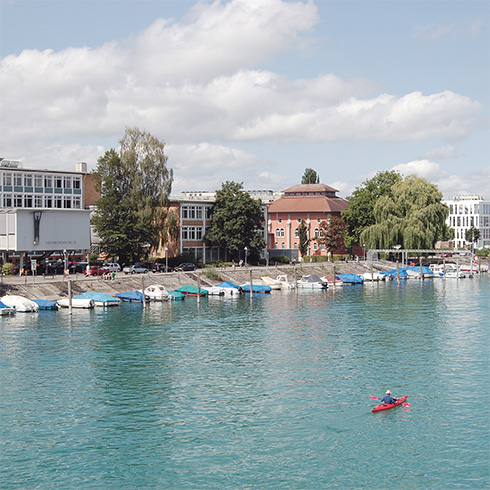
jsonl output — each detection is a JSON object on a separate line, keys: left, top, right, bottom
{"left": 316, "top": 218, "right": 321, "bottom": 223}
{"left": 182, "top": 205, "right": 203, "bottom": 220}
{"left": 294, "top": 228, "right": 299, "bottom": 238}
{"left": 73, "top": 196, "right": 81, "bottom": 209}
{"left": 275, "top": 228, "right": 281, "bottom": 237}
{"left": 281, "top": 242, "right": 285, "bottom": 249}
{"left": 64, "top": 176, "right": 72, "bottom": 189}
{"left": 35, "top": 175, "right": 43, "bottom": 187}
{"left": 73, "top": 177, "right": 81, "bottom": 189}
{"left": 64, "top": 196, "right": 72, "bottom": 208}
{"left": 294, "top": 242, "right": 298, "bottom": 248}
{"left": 14, "top": 194, "right": 23, "bottom": 207}
{"left": 275, "top": 241, "right": 278, "bottom": 248}
{"left": 14, "top": 174, "right": 22, "bottom": 186}
{"left": 24, "top": 174, "right": 33, "bottom": 187}
{"left": 24, "top": 195, "right": 33, "bottom": 208}
{"left": 3, "top": 195, "right": 12, "bottom": 207}
{"left": 3, "top": 173, "right": 12, "bottom": 186}
{"left": 35, "top": 196, "right": 43, "bottom": 208}
{"left": 55, "top": 176, "right": 63, "bottom": 189}
{"left": 55, "top": 196, "right": 62, "bottom": 208}
{"left": 313, "top": 242, "right": 318, "bottom": 251}
{"left": 44, "top": 176, "right": 53, "bottom": 188}
{"left": 297, "top": 218, "right": 302, "bottom": 223}
{"left": 44, "top": 196, "right": 53, "bottom": 208}
{"left": 278, "top": 218, "right": 282, "bottom": 223}
{"left": 314, "top": 228, "right": 319, "bottom": 238}
{"left": 182, "top": 226, "right": 204, "bottom": 240}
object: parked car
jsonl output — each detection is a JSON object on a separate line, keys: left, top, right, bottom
{"left": 102, "top": 262, "right": 121, "bottom": 272}
{"left": 174, "top": 263, "right": 196, "bottom": 271}
{"left": 151, "top": 263, "right": 173, "bottom": 273}
{"left": 85, "top": 266, "right": 109, "bottom": 276}
{"left": 122, "top": 264, "right": 149, "bottom": 274}
{"left": 70, "top": 262, "right": 88, "bottom": 274}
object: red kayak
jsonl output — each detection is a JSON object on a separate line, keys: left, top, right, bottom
{"left": 372, "top": 395, "right": 409, "bottom": 413}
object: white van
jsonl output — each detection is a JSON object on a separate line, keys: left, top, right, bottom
{"left": 102, "top": 263, "right": 121, "bottom": 272}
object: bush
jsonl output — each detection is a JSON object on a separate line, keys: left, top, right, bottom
{"left": 2, "top": 262, "right": 13, "bottom": 275}
{"left": 203, "top": 267, "right": 220, "bottom": 282}
{"left": 475, "top": 248, "right": 489, "bottom": 259}
{"left": 270, "top": 255, "right": 290, "bottom": 265}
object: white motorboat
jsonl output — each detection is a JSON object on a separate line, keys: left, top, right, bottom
{"left": 57, "top": 298, "right": 95, "bottom": 309}
{"left": 296, "top": 274, "right": 328, "bottom": 289}
{"left": 143, "top": 284, "right": 172, "bottom": 301}
{"left": 361, "top": 272, "right": 385, "bottom": 282}
{"left": 205, "top": 286, "right": 226, "bottom": 296}
{"left": 1, "top": 295, "right": 39, "bottom": 312}
{"left": 260, "top": 276, "right": 282, "bottom": 290}
{"left": 0, "top": 300, "right": 16, "bottom": 315}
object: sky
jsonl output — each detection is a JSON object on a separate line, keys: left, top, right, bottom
{"left": 0, "top": 0, "right": 489, "bottom": 199}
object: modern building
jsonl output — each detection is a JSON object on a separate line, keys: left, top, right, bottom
{"left": 443, "top": 195, "right": 490, "bottom": 249}
{"left": 266, "top": 184, "right": 358, "bottom": 259}
{"left": 0, "top": 158, "right": 98, "bottom": 269}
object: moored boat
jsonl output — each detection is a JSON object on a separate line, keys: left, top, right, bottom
{"left": 337, "top": 273, "right": 363, "bottom": 285}
{"left": 0, "top": 300, "right": 16, "bottom": 315}
{"left": 175, "top": 285, "right": 209, "bottom": 297}
{"left": 74, "top": 292, "right": 120, "bottom": 307}
{"left": 57, "top": 298, "right": 95, "bottom": 309}
{"left": 143, "top": 284, "right": 172, "bottom": 301}
{"left": 296, "top": 274, "right": 328, "bottom": 289}
{"left": 1, "top": 295, "right": 39, "bottom": 312}
{"left": 116, "top": 291, "right": 149, "bottom": 303}
{"left": 239, "top": 283, "right": 272, "bottom": 294}
{"left": 31, "top": 299, "right": 59, "bottom": 310}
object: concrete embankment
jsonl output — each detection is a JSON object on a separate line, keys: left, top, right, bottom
{"left": 0, "top": 261, "right": 387, "bottom": 300}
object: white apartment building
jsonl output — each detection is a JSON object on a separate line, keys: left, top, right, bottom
{"left": 443, "top": 195, "right": 490, "bottom": 249}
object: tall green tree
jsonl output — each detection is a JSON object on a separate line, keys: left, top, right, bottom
{"left": 297, "top": 219, "right": 310, "bottom": 257}
{"left": 204, "top": 181, "right": 265, "bottom": 259}
{"left": 91, "top": 127, "right": 173, "bottom": 264}
{"left": 360, "top": 175, "right": 450, "bottom": 249}
{"left": 465, "top": 226, "right": 480, "bottom": 246}
{"left": 301, "top": 168, "right": 320, "bottom": 184}
{"left": 342, "top": 170, "right": 402, "bottom": 248}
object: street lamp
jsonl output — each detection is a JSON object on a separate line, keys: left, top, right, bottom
{"left": 244, "top": 247, "right": 248, "bottom": 267}
{"left": 363, "top": 243, "right": 366, "bottom": 261}
{"left": 165, "top": 247, "right": 168, "bottom": 272}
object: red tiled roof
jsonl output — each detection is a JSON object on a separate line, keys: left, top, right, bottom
{"left": 267, "top": 195, "right": 348, "bottom": 213}
{"left": 282, "top": 183, "right": 339, "bottom": 194}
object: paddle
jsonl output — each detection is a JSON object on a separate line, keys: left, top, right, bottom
{"left": 370, "top": 395, "right": 411, "bottom": 407}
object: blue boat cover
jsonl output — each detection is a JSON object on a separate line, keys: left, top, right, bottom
{"left": 240, "top": 284, "right": 272, "bottom": 293}
{"left": 337, "top": 273, "right": 364, "bottom": 284}
{"left": 74, "top": 292, "right": 120, "bottom": 303}
{"left": 116, "top": 291, "right": 146, "bottom": 302}
{"left": 380, "top": 266, "right": 436, "bottom": 278}
{"left": 216, "top": 281, "right": 240, "bottom": 289}
{"left": 169, "top": 291, "right": 185, "bottom": 300}
{"left": 175, "top": 285, "right": 208, "bottom": 296}
{"left": 31, "top": 299, "right": 59, "bottom": 310}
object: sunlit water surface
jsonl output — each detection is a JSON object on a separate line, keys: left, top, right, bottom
{"left": 1, "top": 276, "right": 489, "bottom": 489}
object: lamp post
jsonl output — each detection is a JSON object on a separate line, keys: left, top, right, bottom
{"left": 165, "top": 247, "right": 168, "bottom": 272}
{"left": 363, "top": 243, "right": 366, "bottom": 261}
{"left": 244, "top": 247, "right": 248, "bottom": 267}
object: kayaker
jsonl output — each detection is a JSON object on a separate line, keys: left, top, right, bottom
{"left": 380, "top": 390, "right": 398, "bottom": 404}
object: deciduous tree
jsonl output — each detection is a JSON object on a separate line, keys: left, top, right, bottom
{"left": 91, "top": 127, "right": 173, "bottom": 264}
{"left": 204, "top": 181, "right": 265, "bottom": 260}
{"left": 301, "top": 168, "right": 320, "bottom": 184}
{"left": 317, "top": 216, "right": 346, "bottom": 256}
{"left": 297, "top": 219, "right": 310, "bottom": 257}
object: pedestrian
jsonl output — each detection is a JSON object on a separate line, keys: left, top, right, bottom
{"left": 239, "top": 259, "right": 243, "bottom": 267}
{"left": 380, "top": 390, "right": 398, "bottom": 404}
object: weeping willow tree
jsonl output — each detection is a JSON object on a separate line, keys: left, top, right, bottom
{"left": 360, "top": 175, "right": 450, "bottom": 250}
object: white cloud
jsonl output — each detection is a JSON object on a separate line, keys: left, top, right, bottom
{"left": 392, "top": 159, "right": 442, "bottom": 181}
{"left": 0, "top": 0, "right": 485, "bottom": 195}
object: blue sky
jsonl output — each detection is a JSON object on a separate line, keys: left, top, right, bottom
{"left": 1, "top": 0, "right": 488, "bottom": 199}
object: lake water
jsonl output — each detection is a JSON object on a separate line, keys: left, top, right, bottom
{"left": 1, "top": 276, "right": 489, "bottom": 489}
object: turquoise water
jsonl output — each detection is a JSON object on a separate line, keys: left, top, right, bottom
{"left": 1, "top": 276, "right": 489, "bottom": 489}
